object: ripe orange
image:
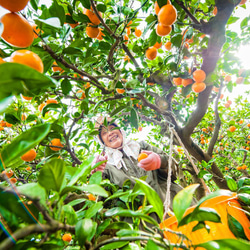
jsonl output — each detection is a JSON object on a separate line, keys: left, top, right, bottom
{"left": 242, "top": 165, "right": 247, "bottom": 170}
{"left": 0, "top": 120, "right": 6, "bottom": 127}
{"left": 21, "top": 94, "right": 33, "bottom": 100}
{"left": 224, "top": 167, "right": 229, "bottom": 171}
{"left": 46, "top": 99, "right": 58, "bottom": 105}
{"left": 126, "top": 27, "right": 131, "bottom": 35}
{"left": 52, "top": 62, "right": 64, "bottom": 73}
{"left": 21, "top": 149, "right": 37, "bottom": 162}
{"left": 10, "top": 177, "right": 17, "bottom": 184}
{"left": 213, "top": 7, "right": 217, "bottom": 15}
{"left": 236, "top": 166, "right": 242, "bottom": 171}
{"left": 0, "top": 126, "right": 4, "bottom": 131}
{"left": 138, "top": 152, "right": 148, "bottom": 162}
{"left": 38, "top": 103, "right": 46, "bottom": 112}
{"left": 0, "top": 0, "right": 30, "bottom": 12}
{"left": 156, "top": 23, "right": 172, "bottom": 37}
{"left": 86, "top": 25, "right": 99, "bottom": 38}
{"left": 145, "top": 47, "right": 157, "bottom": 60}
{"left": 124, "top": 34, "right": 129, "bottom": 44}
{"left": 192, "top": 82, "right": 206, "bottom": 93}
{"left": 224, "top": 75, "right": 231, "bottom": 82}
{"left": 154, "top": 1, "right": 160, "bottom": 15}
{"left": 127, "top": 20, "right": 133, "bottom": 26}
{"left": 153, "top": 41, "right": 162, "bottom": 49}
{"left": 26, "top": 166, "right": 31, "bottom": 171}
{"left": 62, "top": 233, "right": 72, "bottom": 242}
{"left": 248, "top": 124, "right": 250, "bottom": 128}
{"left": 164, "top": 41, "right": 172, "bottom": 51}
{"left": 182, "top": 78, "right": 193, "bottom": 87}
{"left": 116, "top": 88, "right": 125, "bottom": 94}
{"left": 238, "top": 120, "right": 243, "bottom": 124}
{"left": 236, "top": 77, "right": 244, "bottom": 84}
{"left": 227, "top": 100, "right": 232, "bottom": 105}
{"left": 228, "top": 126, "right": 236, "bottom": 132}
{"left": 0, "top": 57, "right": 5, "bottom": 63}
{"left": 76, "top": 89, "right": 86, "bottom": 99}
{"left": 124, "top": 55, "right": 130, "bottom": 62}
{"left": 158, "top": 4, "right": 177, "bottom": 26}
{"left": 84, "top": 8, "right": 101, "bottom": 25}
{"left": 10, "top": 50, "right": 44, "bottom": 73}
{"left": 97, "top": 28, "right": 104, "bottom": 40}
{"left": 2, "top": 170, "right": 14, "bottom": 178}
{"left": 50, "top": 138, "right": 63, "bottom": 151}
{"left": 1, "top": 13, "right": 34, "bottom": 48}
{"left": 84, "top": 82, "right": 91, "bottom": 89}
{"left": 87, "top": 194, "right": 96, "bottom": 201}
{"left": 21, "top": 114, "right": 27, "bottom": 121}
{"left": 6, "top": 122, "right": 12, "bottom": 127}
{"left": 147, "top": 82, "right": 154, "bottom": 86}
{"left": 135, "top": 28, "right": 142, "bottom": 37}
{"left": 173, "top": 77, "right": 182, "bottom": 86}
{"left": 193, "top": 69, "right": 206, "bottom": 83}
{"left": 138, "top": 126, "right": 142, "bottom": 131}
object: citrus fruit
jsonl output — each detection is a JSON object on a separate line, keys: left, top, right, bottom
{"left": 1, "top": 12, "right": 34, "bottom": 48}
{"left": 138, "top": 153, "right": 148, "bottom": 162}
{"left": 87, "top": 194, "right": 96, "bottom": 201}
{"left": 164, "top": 41, "right": 172, "bottom": 51}
{"left": 154, "top": 1, "right": 160, "bottom": 15}
{"left": 2, "top": 170, "right": 14, "bottom": 178}
{"left": 228, "top": 126, "right": 236, "bottom": 132}
{"left": 50, "top": 138, "right": 63, "bottom": 151}
{"left": 193, "top": 69, "right": 206, "bottom": 83}
{"left": 21, "top": 149, "right": 37, "bottom": 162}
{"left": 156, "top": 23, "right": 172, "bottom": 37}
{"left": 46, "top": 99, "right": 58, "bottom": 105}
{"left": 62, "top": 233, "right": 72, "bottom": 242}
{"left": 86, "top": 25, "right": 99, "bottom": 38}
{"left": 173, "top": 77, "right": 182, "bottom": 86}
{"left": 135, "top": 28, "right": 142, "bottom": 37}
{"left": 10, "top": 177, "right": 17, "bottom": 184}
{"left": 236, "top": 77, "right": 244, "bottom": 84}
{"left": 153, "top": 41, "right": 162, "bottom": 49}
{"left": 158, "top": 4, "right": 177, "bottom": 26}
{"left": 10, "top": 50, "right": 44, "bottom": 73}
{"left": 84, "top": 8, "right": 101, "bottom": 25}
{"left": 76, "top": 90, "right": 86, "bottom": 99}
{"left": 192, "top": 82, "right": 206, "bottom": 93}
{"left": 116, "top": 89, "right": 125, "bottom": 94}
{"left": 21, "top": 94, "right": 33, "bottom": 100}
{"left": 0, "top": 0, "right": 30, "bottom": 12}
{"left": 145, "top": 47, "right": 157, "bottom": 60}
{"left": 182, "top": 78, "right": 193, "bottom": 87}
{"left": 38, "top": 103, "right": 46, "bottom": 112}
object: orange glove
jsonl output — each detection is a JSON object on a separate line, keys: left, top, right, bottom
{"left": 91, "top": 154, "right": 108, "bottom": 174}
{"left": 137, "top": 150, "right": 161, "bottom": 171}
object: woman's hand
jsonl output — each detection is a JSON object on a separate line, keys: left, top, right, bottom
{"left": 137, "top": 150, "right": 161, "bottom": 171}
{"left": 91, "top": 154, "right": 108, "bottom": 174}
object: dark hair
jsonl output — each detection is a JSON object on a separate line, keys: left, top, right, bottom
{"left": 98, "top": 123, "right": 118, "bottom": 145}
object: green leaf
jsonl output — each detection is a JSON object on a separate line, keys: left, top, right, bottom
{"left": 225, "top": 175, "right": 238, "bottom": 192}
{"left": 237, "top": 193, "right": 250, "bottom": 205}
{"left": 79, "top": 0, "right": 91, "bottom": 9}
{"left": 104, "top": 207, "right": 159, "bottom": 226}
{"left": 146, "top": 239, "right": 165, "bottom": 250}
{"left": 89, "top": 171, "right": 102, "bottom": 184}
{"left": 227, "top": 16, "right": 240, "bottom": 25}
{"left": 157, "top": 0, "right": 169, "bottom": 8}
{"left": 228, "top": 214, "right": 248, "bottom": 240}
{"left": 0, "top": 96, "right": 14, "bottom": 114}
{"left": 130, "top": 108, "right": 139, "bottom": 130}
{"left": 97, "top": 4, "right": 107, "bottom": 13}
{"left": 178, "top": 207, "right": 221, "bottom": 227}
{"left": 100, "top": 241, "right": 129, "bottom": 250}
{"left": 42, "top": 103, "right": 61, "bottom": 116}
{"left": 36, "top": 17, "right": 62, "bottom": 29}
{"left": 133, "top": 178, "right": 163, "bottom": 221}
{"left": 67, "top": 156, "right": 94, "bottom": 187}
{"left": 38, "top": 158, "right": 66, "bottom": 192}
{"left": 195, "top": 239, "right": 250, "bottom": 250}
{"left": 110, "top": 105, "right": 127, "bottom": 117}
{"left": 85, "top": 201, "right": 103, "bottom": 218}
{"left": 49, "top": 0, "right": 65, "bottom": 26}
{"left": 173, "top": 184, "right": 199, "bottom": 223}
{"left": 0, "top": 63, "right": 56, "bottom": 100}
{"left": 0, "top": 187, "right": 39, "bottom": 224}
{"left": 5, "top": 113, "right": 19, "bottom": 125}
{"left": 17, "top": 183, "right": 47, "bottom": 207}
{"left": 149, "top": 29, "right": 157, "bottom": 47}
{"left": 62, "top": 204, "right": 78, "bottom": 225}
{"left": 80, "top": 99, "right": 89, "bottom": 114}
{"left": 75, "top": 218, "right": 97, "bottom": 247}
{"left": 61, "top": 78, "right": 72, "bottom": 95}
{"left": 1, "top": 123, "right": 51, "bottom": 166}
{"left": 106, "top": 221, "right": 132, "bottom": 230}
{"left": 237, "top": 185, "right": 250, "bottom": 194}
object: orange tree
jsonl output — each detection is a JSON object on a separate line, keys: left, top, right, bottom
{"left": 0, "top": 0, "right": 250, "bottom": 249}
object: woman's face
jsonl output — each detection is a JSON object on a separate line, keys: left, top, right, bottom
{"left": 100, "top": 124, "right": 123, "bottom": 149}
